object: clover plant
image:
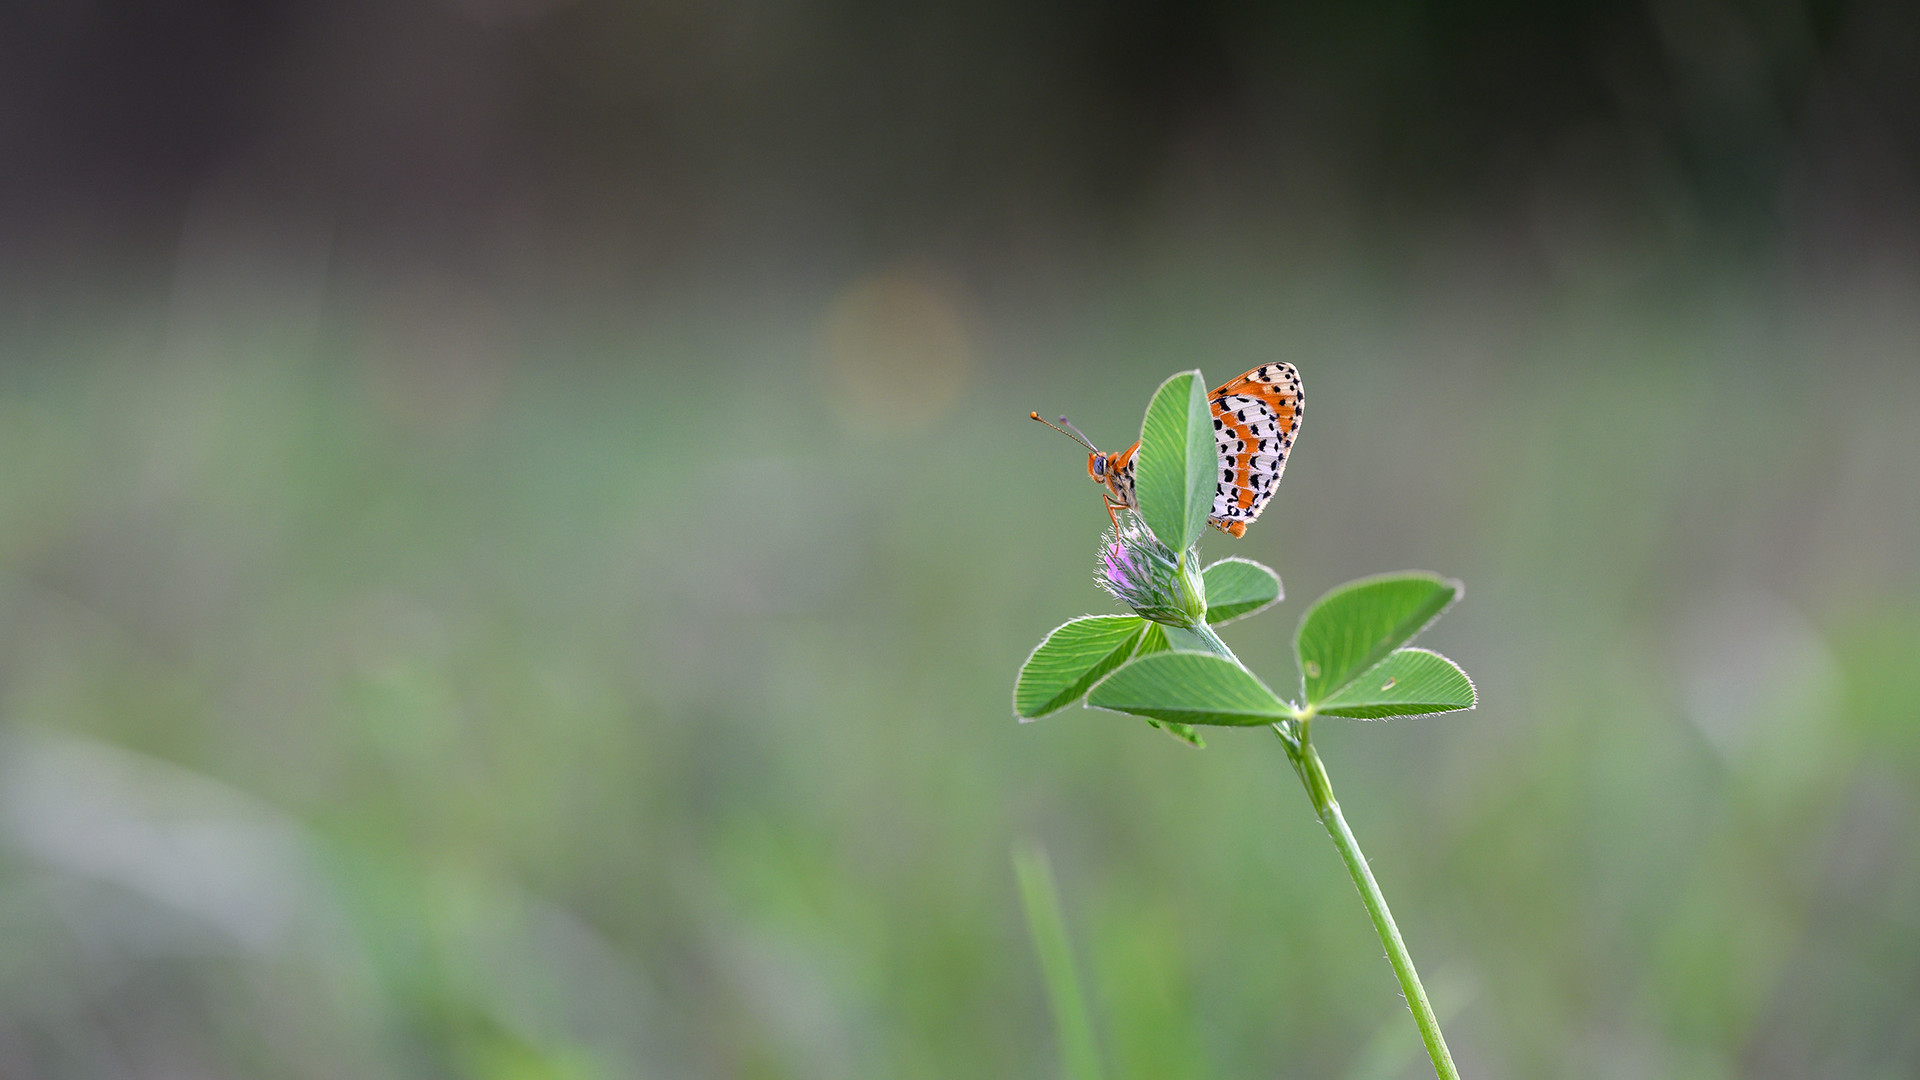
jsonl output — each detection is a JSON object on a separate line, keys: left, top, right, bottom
{"left": 1016, "top": 370, "right": 1476, "bottom": 1080}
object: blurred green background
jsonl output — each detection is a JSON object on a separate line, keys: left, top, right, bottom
{"left": 3, "top": 1, "right": 1920, "bottom": 1077}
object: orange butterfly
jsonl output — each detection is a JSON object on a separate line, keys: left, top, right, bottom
{"left": 1032, "top": 363, "right": 1302, "bottom": 538}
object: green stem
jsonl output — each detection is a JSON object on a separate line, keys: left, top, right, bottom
{"left": 1168, "top": 615, "right": 1455, "bottom": 1076}
{"left": 1160, "top": 620, "right": 1239, "bottom": 663}
{"left": 1283, "top": 731, "right": 1459, "bottom": 1080}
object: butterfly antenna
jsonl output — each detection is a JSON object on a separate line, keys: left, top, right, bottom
{"left": 1056, "top": 416, "right": 1101, "bottom": 449}
{"left": 1029, "top": 411, "right": 1100, "bottom": 453}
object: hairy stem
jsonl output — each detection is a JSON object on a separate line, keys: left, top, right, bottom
{"left": 1167, "top": 616, "right": 1455, "bottom": 1075}
{"left": 1159, "top": 620, "right": 1239, "bottom": 663}
{"left": 1283, "top": 732, "right": 1459, "bottom": 1080}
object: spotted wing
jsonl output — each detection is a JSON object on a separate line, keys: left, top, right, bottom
{"left": 1207, "top": 363, "right": 1302, "bottom": 536}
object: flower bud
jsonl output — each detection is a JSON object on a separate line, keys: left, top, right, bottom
{"left": 1096, "top": 513, "right": 1207, "bottom": 627}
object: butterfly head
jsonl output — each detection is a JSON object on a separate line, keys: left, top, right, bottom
{"left": 1032, "top": 412, "right": 1137, "bottom": 519}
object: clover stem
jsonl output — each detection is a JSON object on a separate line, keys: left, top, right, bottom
{"left": 1158, "top": 621, "right": 1239, "bottom": 664}
{"left": 1168, "top": 619, "right": 1455, "bottom": 1076}
{"left": 1281, "top": 734, "right": 1458, "bottom": 1080}
{"left": 1188, "top": 621, "right": 1238, "bottom": 663}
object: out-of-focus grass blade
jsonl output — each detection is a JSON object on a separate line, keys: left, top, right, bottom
{"left": 1296, "top": 572, "right": 1461, "bottom": 705}
{"left": 1015, "top": 616, "right": 1147, "bottom": 720}
{"left": 1133, "top": 370, "right": 1214, "bottom": 552}
{"left": 1314, "top": 648, "right": 1476, "bottom": 719}
{"left": 1012, "top": 840, "right": 1106, "bottom": 1080}
{"left": 1087, "top": 652, "right": 1293, "bottom": 727}
{"left": 1202, "top": 557, "right": 1282, "bottom": 624}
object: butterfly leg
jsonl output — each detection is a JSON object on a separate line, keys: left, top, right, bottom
{"left": 1103, "top": 497, "right": 1123, "bottom": 534}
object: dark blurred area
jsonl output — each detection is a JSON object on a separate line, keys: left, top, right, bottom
{"left": 1, "top": 2, "right": 1919, "bottom": 1078}
{"left": 6, "top": 0, "right": 1918, "bottom": 293}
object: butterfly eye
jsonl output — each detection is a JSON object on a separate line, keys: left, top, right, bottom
{"left": 1092, "top": 456, "right": 1106, "bottom": 477}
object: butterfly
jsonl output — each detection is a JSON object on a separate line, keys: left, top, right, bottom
{"left": 1031, "top": 363, "right": 1302, "bottom": 538}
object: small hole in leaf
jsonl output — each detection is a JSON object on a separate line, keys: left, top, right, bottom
{"left": 1381, "top": 676, "right": 1397, "bottom": 690}
{"left": 1305, "top": 660, "right": 1320, "bottom": 678}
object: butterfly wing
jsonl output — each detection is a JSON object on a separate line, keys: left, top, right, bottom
{"left": 1207, "top": 363, "right": 1302, "bottom": 537}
